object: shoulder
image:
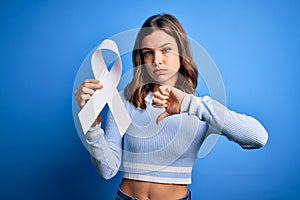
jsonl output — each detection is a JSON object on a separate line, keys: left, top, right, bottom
{"left": 118, "top": 90, "right": 138, "bottom": 113}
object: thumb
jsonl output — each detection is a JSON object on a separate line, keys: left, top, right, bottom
{"left": 156, "top": 111, "right": 170, "bottom": 124}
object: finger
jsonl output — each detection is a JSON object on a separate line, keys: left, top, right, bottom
{"left": 79, "top": 100, "right": 86, "bottom": 108}
{"left": 153, "top": 90, "right": 169, "bottom": 100}
{"left": 80, "top": 94, "right": 91, "bottom": 101}
{"left": 82, "top": 79, "right": 102, "bottom": 89}
{"left": 77, "top": 94, "right": 92, "bottom": 108}
{"left": 165, "top": 87, "right": 172, "bottom": 94}
{"left": 84, "top": 79, "right": 100, "bottom": 84}
{"left": 82, "top": 86, "right": 96, "bottom": 95}
{"left": 158, "top": 86, "right": 171, "bottom": 96}
{"left": 152, "top": 98, "right": 168, "bottom": 107}
{"left": 156, "top": 111, "right": 170, "bottom": 124}
{"left": 152, "top": 103, "right": 167, "bottom": 108}
{"left": 83, "top": 82, "right": 103, "bottom": 90}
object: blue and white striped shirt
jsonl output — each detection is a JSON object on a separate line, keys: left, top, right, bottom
{"left": 86, "top": 92, "right": 268, "bottom": 184}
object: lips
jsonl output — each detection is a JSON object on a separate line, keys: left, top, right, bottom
{"left": 153, "top": 69, "right": 167, "bottom": 75}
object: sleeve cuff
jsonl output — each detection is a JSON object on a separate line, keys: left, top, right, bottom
{"left": 180, "top": 94, "right": 200, "bottom": 116}
{"left": 180, "top": 94, "right": 192, "bottom": 113}
{"left": 86, "top": 123, "right": 104, "bottom": 142}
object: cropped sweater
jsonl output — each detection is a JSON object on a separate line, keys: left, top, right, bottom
{"left": 85, "top": 92, "right": 268, "bottom": 184}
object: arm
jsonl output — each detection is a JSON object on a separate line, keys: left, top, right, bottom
{"left": 74, "top": 79, "right": 122, "bottom": 179}
{"left": 181, "top": 94, "right": 268, "bottom": 149}
{"left": 86, "top": 110, "right": 123, "bottom": 179}
{"left": 153, "top": 86, "right": 268, "bottom": 149}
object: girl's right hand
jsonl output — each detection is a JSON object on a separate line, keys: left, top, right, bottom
{"left": 74, "top": 79, "right": 103, "bottom": 109}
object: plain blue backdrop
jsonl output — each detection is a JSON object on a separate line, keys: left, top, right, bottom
{"left": 0, "top": 0, "right": 299, "bottom": 199}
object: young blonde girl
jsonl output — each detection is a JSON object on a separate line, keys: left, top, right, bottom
{"left": 74, "top": 14, "right": 268, "bottom": 200}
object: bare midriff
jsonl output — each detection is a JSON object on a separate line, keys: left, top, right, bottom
{"left": 119, "top": 178, "right": 188, "bottom": 200}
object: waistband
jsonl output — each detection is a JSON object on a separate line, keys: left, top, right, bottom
{"left": 116, "top": 187, "right": 191, "bottom": 200}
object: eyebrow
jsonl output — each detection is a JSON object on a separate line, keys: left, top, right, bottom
{"left": 141, "top": 43, "right": 172, "bottom": 50}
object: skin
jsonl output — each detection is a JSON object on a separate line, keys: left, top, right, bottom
{"left": 74, "top": 30, "right": 188, "bottom": 199}
{"left": 74, "top": 79, "right": 103, "bottom": 109}
{"left": 141, "top": 30, "right": 180, "bottom": 88}
{"left": 141, "top": 30, "right": 185, "bottom": 124}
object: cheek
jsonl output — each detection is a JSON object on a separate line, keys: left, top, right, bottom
{"left": 168, "top": 54, "right": 180, "bottom": 70}
{"left": 144, "top": 64, "right": 153, "bottom": 75}
{"left": 143, "top": 56, "right": 153, "bottom": 64}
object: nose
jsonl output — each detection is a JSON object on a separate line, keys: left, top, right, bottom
{"left": 153, "top": 50, "right": 163, "bottom": 66}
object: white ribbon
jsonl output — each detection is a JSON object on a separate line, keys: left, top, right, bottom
{"left": 78, "top": 39, "right": 131, "bottom": 136}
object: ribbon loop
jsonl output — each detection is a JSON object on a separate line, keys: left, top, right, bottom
{"left": 78, "top": 39, "right": 131, "bottom": 136}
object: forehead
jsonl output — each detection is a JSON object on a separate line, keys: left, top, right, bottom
{"left": 141, "top": 30, "right": 177, "bottom": 49}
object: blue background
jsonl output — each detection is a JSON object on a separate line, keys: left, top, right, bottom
{"left": 0, "top": 0, "right": 299, "bottom": 199}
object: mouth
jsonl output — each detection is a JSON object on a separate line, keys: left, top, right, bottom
{"left": 153, "top": 69, "right": 167, "bottom": 75}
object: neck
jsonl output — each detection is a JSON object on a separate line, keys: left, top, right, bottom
{"left": 152, "top": 79, "right": 177, "bottom": 92}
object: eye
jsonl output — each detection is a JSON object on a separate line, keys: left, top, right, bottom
{"left": 162, "top": 47, "right": 171, "bottom": 53}
{"left": 143, "top": 51, "right": 153, "bottom": 57}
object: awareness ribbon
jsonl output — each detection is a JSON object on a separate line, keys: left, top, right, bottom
{"left": 78, "top": 39, "right": 131, "bottom": 136}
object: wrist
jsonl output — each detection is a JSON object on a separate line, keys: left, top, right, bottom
{"left": 180, "top": 94, "right": 192, "bottom": 113}
{"left": 91, "top": 116, "right": 102, "bottom": 127}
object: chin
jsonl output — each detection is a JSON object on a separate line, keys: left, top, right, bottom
{"left": 153, "top": 79, "right": 167, "bottom": 85}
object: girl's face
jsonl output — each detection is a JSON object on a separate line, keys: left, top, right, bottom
{"left": 141, "top": 30, "right": 180, "bottom": 87}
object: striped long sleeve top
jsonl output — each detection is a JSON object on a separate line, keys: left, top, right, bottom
{"left": 85, "top": 92, "right": 268, "bottom": 184}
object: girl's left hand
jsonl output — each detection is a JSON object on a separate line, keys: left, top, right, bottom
{"left": 152, "top": 86, "right": 186, "bottom": 124}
